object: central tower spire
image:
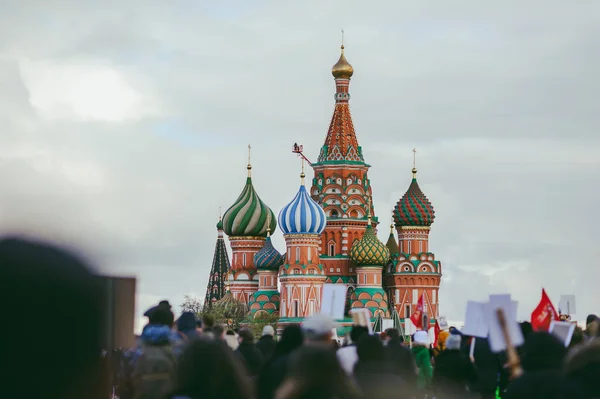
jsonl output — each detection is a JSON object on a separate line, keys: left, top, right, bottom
{"left": 317, "top": 39, "right": 363, "bottom": 164}
{"left": 310, "top": 38, "right": 378, "bottom": 287}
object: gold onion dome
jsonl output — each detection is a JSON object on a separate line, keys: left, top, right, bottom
{"left": 332, "top": 45, "right": 354, "bottom": 79}
{"left": 350, "top": 221, "right": 390, "bottom": 267}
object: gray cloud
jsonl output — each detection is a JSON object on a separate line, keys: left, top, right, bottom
{"left": 1, "top": 0, "right": 598, "bottom": 331}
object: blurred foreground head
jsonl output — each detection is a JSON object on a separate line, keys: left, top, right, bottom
{"left": 0, "top": 237, "right": 103, "bottom": 399}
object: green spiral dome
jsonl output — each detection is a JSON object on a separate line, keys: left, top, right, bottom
{"left": 222, "top": 177, "right": 277, "bottom": 237}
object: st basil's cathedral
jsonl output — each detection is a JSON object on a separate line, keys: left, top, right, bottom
{"left": 204, "top": 43, "right": 442, "bottom": 331}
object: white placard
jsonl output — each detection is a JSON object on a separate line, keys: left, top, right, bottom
{"left": 486, "top": 295, "right": 524, "bottom": 353}
{"left": 437, "top": 316, "right": 449, "bottom": 330}
{"left": 462, "top": 301, "right": 489, "bottom": 338}
{"left": 559, "top": 295, "right": 576, "bottom": 315}
{"left": 320, "top": 284, "right": 348, "bottom": 319}
{"left": 349, "top": 308, "right": 374, "bottom": 334}
{"left": 549, "top": 320, "right": 576, "bottom": 347}
{"left": 382, "top": 318, "right": 394, "bottom": 330}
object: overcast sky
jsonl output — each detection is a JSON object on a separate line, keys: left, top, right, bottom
{"left": 1, "top": 0, "right": 599, "bottom": 332}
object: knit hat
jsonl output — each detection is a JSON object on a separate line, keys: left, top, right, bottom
{"left": 413, "top": 330, "right": 429, "bottom": 346}
{"left": 262, "top": 325, "right": 275, "bottom": 337}
{"left": 302, "top": 314, "right": 338, "bottom": 337}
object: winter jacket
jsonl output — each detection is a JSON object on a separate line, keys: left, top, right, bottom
{"left": 256, "top": 335, "right": 277, "bottom": 360}
{"left": 432, "top": 349, "right": 478, "bottom": 398}
{"left": 385, "top": 338, "right": 418, "bottom": 388}
{"left": 117, "top": 325, "right": 183, "bottom": 399}
{"left": 412, "top": 345, "right": 433, "bottom": 390}
{"left": 236, "top": 341, "right": 265, "bottom": 377}
{"left": 504, "top": 370, "right": 565, "bottom": 399}
{"left": 353, "top": 360, "right": 413, "bottom": 399}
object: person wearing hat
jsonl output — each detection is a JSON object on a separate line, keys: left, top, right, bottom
{"left": 301, "top": 314, "right": 338, "bottom": 344}
{"left": 412, "top": 330, "right": 433, "bottom": 393}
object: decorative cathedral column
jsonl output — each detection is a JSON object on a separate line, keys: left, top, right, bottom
{"left": 278, "top": 163, "right": 327, "bottom": 324}
{"left": 222, "top": 146, "right": 277, "bottom": 306}
{"left": 386, "top": 154, "right": 442, "bottom": 326}
{"left": 349, "top": 201, "right": 391, "bottom": 318}
{"left": 310, "top": 42, "right": 379, "bottom": 285}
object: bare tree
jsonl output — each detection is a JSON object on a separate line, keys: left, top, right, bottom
{"left": 180, "top": 295, "right": 203, "bottom": 316}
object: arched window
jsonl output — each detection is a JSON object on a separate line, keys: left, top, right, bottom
{"left": 328, "top": 242, "right": 335, "bottom": 257}
{"left": 331, "top": 210, "right": 339, "bottom": 218}
{"left": 242, "top": 253, "right": 247, "bottom": 267}
{"left": 296, "top": 247, "right": 300, "bottom": 262}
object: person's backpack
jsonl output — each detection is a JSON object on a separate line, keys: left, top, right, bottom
{"left": 132, "top": 344, "right": 177, "bottom": 399}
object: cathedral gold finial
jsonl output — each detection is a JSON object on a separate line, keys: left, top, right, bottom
{"left": 247, "top": 144, "right": 252, "bottom": 177}
{"left": 219, "top": 206, "right": 222, "bottom": 220}
{"left": 332, "top": 31, "right": 354, "bottom": 79}
{"left": 367, "top": 197, "right": 372, "bottom": 225}
{"left": 300, "top": 158, "right": 306, "bottom": 185}
{"left": 412, "top": 148, "right": 417, "bottom": 178}
{"left": 266, "top": 212, "right": 272, "bottom": 237}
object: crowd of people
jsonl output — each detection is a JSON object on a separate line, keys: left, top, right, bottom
{"left": 2, "top": 236, "right": 599, "bottom": 399}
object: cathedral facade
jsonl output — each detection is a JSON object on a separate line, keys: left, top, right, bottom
{"left": 204, "top": 44, "right": 442, "bottom": 329}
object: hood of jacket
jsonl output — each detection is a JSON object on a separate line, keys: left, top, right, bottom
{"left": 141, "top": 324, "right": 172, "bottom": 345}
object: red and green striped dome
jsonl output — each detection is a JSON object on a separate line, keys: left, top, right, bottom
{"left": 393, "top": 169, "right": 435, "bottom": 227}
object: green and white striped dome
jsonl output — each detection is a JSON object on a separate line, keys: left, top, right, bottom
{"left": 222, "top": 175, "right": 277, "bottom": 237}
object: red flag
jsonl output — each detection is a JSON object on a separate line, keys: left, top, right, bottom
{"left": 531, "top": 288, "right": 560, "bottom": 331}
{"left": 410, "top": 294, "right": 424, "bottom": 329}
{"left": 433, "top": 319, "right": 441, "bottom": 347}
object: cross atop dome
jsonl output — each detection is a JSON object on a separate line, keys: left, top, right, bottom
{"left": 332, "top": 29, "right": 354, "bottom": 79}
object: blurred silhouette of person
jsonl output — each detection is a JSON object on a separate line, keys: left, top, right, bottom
{"left": 275, "top": 344, "right": 360, "bottom": 399}
{"left": 383, "top": 327, "right": 417, "bottom": 388}
{"left": 432, "top": 334, "right": 477, "bottom": 399}
{"left": 257, "top": 325, "right": 304, "bottom": 399}
{"left": 504, "top": 332, "right": 567, "bottom": 399}
{"left": 353, "top": 335, "right": 412, "bottom": 399}
{"left": 0, "top": 236, "right": 103, "bottom": 399}
{"left": 563, "top": 339, "right": 600, "bottom": 398}
{"left": 257, "top": 325, "right": 277, "bottom": 360}
{"left": 177, "top": 311, "right": 200, "bottom": 341}
{"left": 337, "top": 325, "right": 368, "bottom": 375}
{"left": 236, "top": 327, "right": 265, "bottom": 378}
{"left": 169, "top": 337, "right": 251, "bottom": 399}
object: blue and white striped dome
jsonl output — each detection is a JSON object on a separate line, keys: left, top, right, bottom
{"left": 279, "top": 184, "right": 327, "bottom": 235}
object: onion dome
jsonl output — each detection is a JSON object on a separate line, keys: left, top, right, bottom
{"left": 222, "top": 149, "right": 277, "bottom": 237}
{"left": 385, "top": 224, "right": 399, "bottom": 255}
{"left": 393, "top": 168, "right": 435, "bottom": 227}
{"left": 332, "top": 45, "right": 354, "bottom": 79}
{"left": 216, "top": 216, "right": 224, "bottom": 230}
{"left": 350, "top": 220, "right": 390, "bottom": 267}
{"left": 279, "top": 165, "right": 327, "bottom": 235}
{"left": 254, "top": 228, "right": 284, "bottom": 270}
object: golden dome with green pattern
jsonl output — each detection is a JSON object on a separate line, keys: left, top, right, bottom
{"left": 350, "top": 223, "right": 390, "bottom": 267}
